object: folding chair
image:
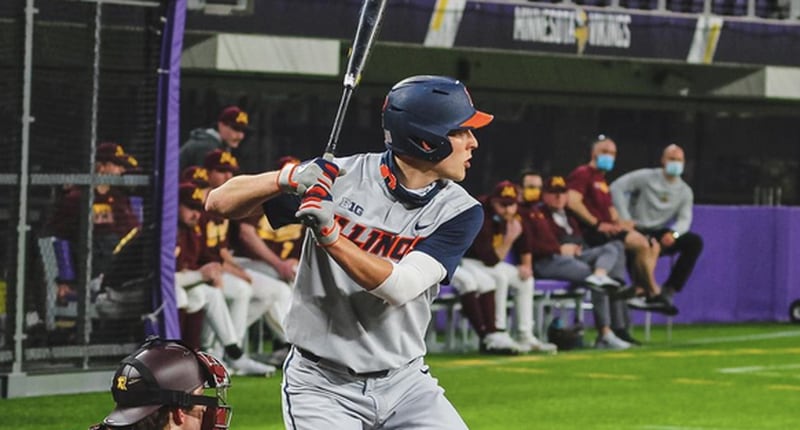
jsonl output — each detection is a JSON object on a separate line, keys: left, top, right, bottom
{"left": 533, "top": 279, "right": 592, "bottom": 341}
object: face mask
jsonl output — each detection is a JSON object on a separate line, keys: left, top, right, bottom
{"left": 665, "top": 161, "right": 684, "bottom": 177}
{"left": 523, "top": 187, "right": 541, "bottom": 202}
{"left": 595, "top": 154, "right": 615, "bottom": 172}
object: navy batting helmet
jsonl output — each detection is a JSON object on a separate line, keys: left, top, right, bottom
{"left": 382, "top": 75, "right": 493, "bottom": 162}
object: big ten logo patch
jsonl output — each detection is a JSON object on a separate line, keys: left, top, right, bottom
{"left": 339, "top": 197, "right": 364, "bottom": 216}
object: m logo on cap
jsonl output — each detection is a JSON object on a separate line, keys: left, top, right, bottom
{"left": 193, "top": 168, "right": 209, "bottom": 182}
{"left": 235, "top": 111, "right": 249, "bottom": 126}
{"left": 550, "top": 176, "right": 566, "bottom": 188}
{"left": 220, "top": 151, "right": 239, "bottom": 169}
{"left": 543, "top": 176, "right": 568, "bottom": 193}
{"left": 501, "top": 185, "right": 517, "bottom": 198}
{"left": 192, "top": 188, "right": 205, "bottom": 203}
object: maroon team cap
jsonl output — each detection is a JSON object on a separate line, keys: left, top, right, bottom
{"left": 218, "top": 106, "right": 249, "bottom": 132}
{"left": 181, "top": 166, "right": 210, "bottom": 188}
{"left": 543, "top": 176, "right": 568, "bottom": 193}
{"left": 203, "top": 149, "right": 240, "bottom": 173}
{"left": 97, "top": 142, "right": 137, "bottom": 168}
{"left": 179, "top": 182, "right": 205, "bottom": 211}
{"left": 490, "top": 180, "right": 519, "bottom": 205}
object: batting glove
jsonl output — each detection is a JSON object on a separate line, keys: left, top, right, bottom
{"left": 278, "top": 158, "right": 342, "bottom": 195}
{"left": 296, "top": 184, "right": 340, "bottom": 247}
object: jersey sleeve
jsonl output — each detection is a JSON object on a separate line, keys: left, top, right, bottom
{"left": 412, "top": 204, "right": 483, "bottom": 284}
{"left": 609, "top": 169, "right": 647, "bottom": 220}
{"left": 673, "top": 186, "right": 694, "bottom": 234}
{"left": 567, "top": 165, "right": 591, "bottom": 195}
{"left": 262, "top": 193, "right": 301, "bottom": 229}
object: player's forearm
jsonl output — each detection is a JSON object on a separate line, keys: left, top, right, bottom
{"left": 370, "top": 251, "right": 445, "bottom": 306}
{"left": 206, "top": 171, "right": 280, "bottom": 219}
{"left": 220, "top": 249, "right": 247, "bottom": 275}
{"left": 567, "top": 191, "right": 597, "bottom": 225}
{"left": 519, "top": 252, "right": 532, "bottom": 268}
{"left": 608, "top": 206, "right": 621, "bottom": 224}
{"left": 609, "top": 186, "right": 632, "bottom": 221}
{"left": 324, "top": 237, "right": 393, "bottom": 290}
{"left": 673, "top": 200, "right": 692, "bottom": 234}
{"left": 239, "top": 225, "right": 282, "bottom": 267}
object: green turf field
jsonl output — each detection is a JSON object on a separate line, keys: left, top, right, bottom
{"left": 4, "top": 323, "right": 799, "bottom": 430}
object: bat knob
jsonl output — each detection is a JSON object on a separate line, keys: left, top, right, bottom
{"left": 300, "top": 214, "right": 320, "bottom": 230}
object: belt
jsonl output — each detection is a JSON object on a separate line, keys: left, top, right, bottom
{"left": 295, "top": 347, "right": 390, "bottom": 378}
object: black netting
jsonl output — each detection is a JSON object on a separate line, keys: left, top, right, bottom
{"left": 0, "top": 0, "right": 24, "bottom": 366}
{"left": 1, "top": 0, "right": 166, "bottom": 371}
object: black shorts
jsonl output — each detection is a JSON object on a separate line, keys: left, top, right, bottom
{"left": 583, "top": 228, "right": 628, "bottom": 248}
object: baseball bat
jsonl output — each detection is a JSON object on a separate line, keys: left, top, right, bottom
{"left": 322, "top": 0, "right": 389, "bottom": 160}
{"left": 301, "top": 0, "right": 388, "bottom": 230}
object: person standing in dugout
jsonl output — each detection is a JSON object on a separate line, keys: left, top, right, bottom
{"left": 206, "top": 75, "right": 493, "bottom": 429}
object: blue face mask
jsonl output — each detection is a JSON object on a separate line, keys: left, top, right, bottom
{"left": 665, "top": 161, "right": 684, "bottom": 177}
{"left": 595, "top": 154, "right": 615, "bottom": 172}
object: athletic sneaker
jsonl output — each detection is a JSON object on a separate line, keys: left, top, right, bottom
{"left": 646, "top": 294, "right": 679, "bottom": 316}
{"left": 627, "top": 295, "right": 679, "bottom": 316}
{"left": 594, "top": 331, "right": 631, "bottom": 350}
{"left": 229, "top": 355, "right": 277, "bottom": 377}
{"left": 480, "top": 331, "right": 522, "bottom": 355}
{"left": 584, "top": 274, "right": 621, "bottom": 288}
{"left": 613, "top": 328, "right": 642, "bottom": 346}
{"left": 627, "top": 296, "right": 659, "bottom": 310}
{"left": 517, "top": 335, "right": 558, "bottom": 354}
{"left": 584, "top": 274, "right": 631, "bottom": 297}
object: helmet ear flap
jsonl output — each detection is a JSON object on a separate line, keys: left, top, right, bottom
{"left": 406, "top": 134, "right": 452, "bottom": 162}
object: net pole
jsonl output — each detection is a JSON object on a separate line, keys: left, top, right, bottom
{"left": 12, "top": 0, "right": 37, "bottom": 376}
{"left": 80, "top": 0, "right": 104, "bottom": 370}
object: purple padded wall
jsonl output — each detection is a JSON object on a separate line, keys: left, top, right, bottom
{"left": 155, "top": 0, "right": 186, "bottom": 338}
{"left": 639, "top": 205, "right": 800, "bottom": 325}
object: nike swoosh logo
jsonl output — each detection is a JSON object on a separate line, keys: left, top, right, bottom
{"left": 414, "top": 221, "right": 432, "bottom": 230}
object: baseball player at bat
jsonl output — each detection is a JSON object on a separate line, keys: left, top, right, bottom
{"left": 206, "top": 76, "right": 492, "bottom": 429}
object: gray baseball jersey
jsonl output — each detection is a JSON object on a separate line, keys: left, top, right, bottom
{"left": 282, "top": 152, "right": 482, "bottom": 373}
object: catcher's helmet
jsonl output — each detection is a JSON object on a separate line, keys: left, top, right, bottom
{"left": 382, "top": 75, "right": 493, "bottom": 162}
{"left": 104, "top": 337, "right": 232, "bottom": 430}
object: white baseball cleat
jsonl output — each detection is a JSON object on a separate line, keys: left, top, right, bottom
{"left": 481, "top": 331, "right": 523, "bottom": 355}
{"left": 595, "top": 331, "right": 631, "bottom": 350}
{"left": 517, "top": 335, "right": 558, "bottom": 354}
{"left": 229, "top": 355, "right": 277, "bottom": 377}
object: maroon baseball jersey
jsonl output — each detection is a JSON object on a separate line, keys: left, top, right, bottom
{"left": 566, "top": 164, "right": 613, "bottom": 224}
{"left": 524, "top": 205, "right": 584, "bottom": 260}
{"left": 239, "top": 215, "right": 304, "bottom": 261}
{"left": 464, "top": 201, "right": 532, "bottom": 266}
{"left": 198, "top": 211, "right": 229, "bottom": 264}
{"left": 48, "top": 186, "right": 140, "bottom": 242}
{"left": 176, "top": 222, "right": 203, "bottom": 271}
